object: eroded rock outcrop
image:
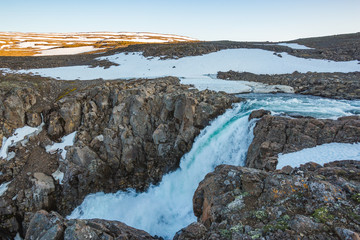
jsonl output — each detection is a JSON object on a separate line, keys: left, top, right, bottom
{"left": 176, "top": 161, "right": 360, "bottom": 240}
{"left": 25, "top": 210, "right": 157, "bottom": 240}
{"left": 246, "top": 113, "right": 360, "bottom": 170}
{"left": 0, "top": 76, "right": 241, "bottom": 237}
{"left": 53, "top": 77, "right": 240, "bottom": 213}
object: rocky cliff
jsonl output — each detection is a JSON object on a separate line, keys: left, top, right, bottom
{"left": 176, "top": 161, "right": 360, "bottom": 240}
{"left": 246, "top": 111, "right": 360, "bottom": 171}
{"left": 0, "top": 75, "right": 241, "bottom": 238}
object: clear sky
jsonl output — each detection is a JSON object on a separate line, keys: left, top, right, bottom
{"left": 1, "top": 0, "right": 359, "bottom": 41}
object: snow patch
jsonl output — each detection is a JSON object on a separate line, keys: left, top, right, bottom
{"left": 180, "top": 77, "right": 294, "bottom": 94}
{"left": 0, "top": 181, "right": 11, "bottom": 196}
{"left": 276, "top": 43, "right": 313, "bottom": 50}
{"left": 35, "top": 46, "right": 100, "bottom": 56}
{"left": 277, "top": 142, "right": 360, "bottom": 169}
{"left": 0, "top": 123, "right": 44, "bottom": 160}
{"left": 14, "top": 232, "right": 23, "bottom": 240}
{"left": 46, "top": 132, "right": 77, "bottom": 159}
{"left": 52, "top": 169, "right": 64, "bottom": 184}
{"left": 15, "top": 49, "right": 360, "bottom": 83}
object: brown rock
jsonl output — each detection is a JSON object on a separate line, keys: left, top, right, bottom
{"left": 248, "top": 109, "right": 271, "bottom": 121}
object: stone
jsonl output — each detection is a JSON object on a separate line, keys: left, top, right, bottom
{"left": 25, "top": 210, "right": 64, "bottom": 240}
{"left": 31, "top": 172, "right": 56, "bottom": 210}
{"left": 183, "top": 161, "right": 360, "bottom": 239}
{"left": 174, "top": 222, "right": 207, "bottom": 240}
{"left": 248, "top": 109, "right": 271, "bottom": 121}
{"left": 25, "top": 210, "right": 157, "bottom": 240}
{"left": 335, "top": 227, "right": 360, "bottom": 240}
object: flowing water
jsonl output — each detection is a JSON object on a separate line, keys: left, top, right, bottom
{"left": 69, "top": 94, "right": 360, "bottom": 239}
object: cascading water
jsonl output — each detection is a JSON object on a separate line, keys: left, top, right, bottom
{"left": 69, "top": 94, "right": 360, "bottom": 239}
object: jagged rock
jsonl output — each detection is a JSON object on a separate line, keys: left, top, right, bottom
{"left": 0, "top": 76, "right": 241, "bottom": 236}
{"left": 25, "top": 210, "right": 65, "bottom": 240}
{"left": 55, "top": 77, "right": 240, "bottom": 214}
{"left": 289, "top": 215, "right": 325, "bottom": 233}
{"left": 178, "top": 161, "right": 360, "bottom": 240}
{"left": 31, "top": 172, "right": 56, "bottom": 210}
{"left": 174, "top": 222, "right": 207, "bottom": 240}
{"left": 24, "top": 210, "right": 157, "bottom": 240}
{"left": 335, "top": 227, "right": 360, "bottom": 240}
{"left": 248, "top": 109, "right": 271, "bottom": 120}
{"left": 246, "top": 113, "right": 360, "bottom": 170}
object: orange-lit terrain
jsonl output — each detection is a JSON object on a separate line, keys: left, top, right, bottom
{"left": 0, "top": 32, "right": 197, "bottom": 56}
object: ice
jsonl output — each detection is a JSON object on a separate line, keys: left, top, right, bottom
{"left": 0, "top": 124, "right": 43, "bottom": 160}
{"left": 45, "top": 132, "right": 77, "bottom": 159}
{"left": 277, "top": 143, "right": 360, "bottom": 169}
{"left": 0, "top": 181, "right": 11, "bottom": 196}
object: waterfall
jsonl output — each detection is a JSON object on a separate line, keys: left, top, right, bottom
{"left": 69, "top": 94, "right": 360, "bottom": 239}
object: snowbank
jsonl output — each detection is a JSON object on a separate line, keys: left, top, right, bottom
{"left": 276, "top": 142, "right": 360, "bottom": 169}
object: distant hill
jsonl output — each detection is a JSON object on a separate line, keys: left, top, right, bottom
{"left": 0, "top": 32, "right": 198, "bottom": 56}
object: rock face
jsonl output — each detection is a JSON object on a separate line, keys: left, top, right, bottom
{"left": 246, "top": 114, "right": 360, "bottom": 170}
{"left": 0, "top": 76, "right": 241, "bottom": 237}
{"left": 55, "top": 77, "right": 240, "bottom": 213}
{"left": 177, "top": 161, "right": 360, "bottom": 240}
{"left": 25, "top": 210, "right": 157, "bottom": 240}
{"left": 217, "top": 71, "right": 360, "bottom": 100}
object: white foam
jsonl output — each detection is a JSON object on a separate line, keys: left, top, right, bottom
{"left": 45, "top": 132, "right": 76, "bottom": 159}
{"left": 277, "top": 143, "right": 360, "bottom": 169}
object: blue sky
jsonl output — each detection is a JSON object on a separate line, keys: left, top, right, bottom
{"left": 1, "top": 0, "right": 359, "bottom": 41}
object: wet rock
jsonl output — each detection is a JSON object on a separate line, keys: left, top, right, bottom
{"left": 246, "top": 113, "right": 360, "bottom": 170}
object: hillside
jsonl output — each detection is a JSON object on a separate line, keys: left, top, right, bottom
{"left": 0, "top": 32, "right": 197, "bottom": 56}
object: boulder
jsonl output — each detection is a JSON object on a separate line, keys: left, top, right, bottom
{"left": 177, "top": 161, "right": 360, "bottom": 239}
{"left": 25, "top": 210, "right": 157, "bottom": 240}
{"left": 31, "top": 172, "right": 56, "bottom": 210}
